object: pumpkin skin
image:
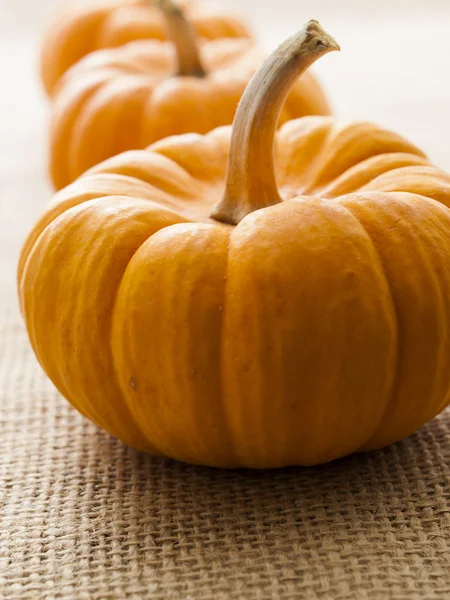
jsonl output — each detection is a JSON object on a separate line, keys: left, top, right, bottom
{"left": 49, "top": 37, "right": 330, "bottom": 190}
{"left": 19, "top": 22, "right": 450, "bottom": 468}
{"left": 40, "top": 0, "right": 252, "bottom": 97}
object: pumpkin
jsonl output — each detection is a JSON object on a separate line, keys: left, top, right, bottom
{"left": 41, "top": 0, "right": 252, "bottom": 96}
{"left": 19, "top": 21, "right": 450, "bottom": 468}
{"left": 48, "top": 1, "right": 330, "bottom": 190}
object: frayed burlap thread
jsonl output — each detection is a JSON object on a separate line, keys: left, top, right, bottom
{"left": 1, "top": 318, "right": 450, "bottom": 599}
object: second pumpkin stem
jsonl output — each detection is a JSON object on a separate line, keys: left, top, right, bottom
{"left": 157, "top": 0, "right": 206, "bottom": 77}
{"left": 211, "top": 20, "right": 339, "bottom": 226}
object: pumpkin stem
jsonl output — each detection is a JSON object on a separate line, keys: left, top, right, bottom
{"left": 210, "top": 20, "right": 339, "bottom": 225}
{"left": 157, "top": 0, "right": 206, "bottom": 77}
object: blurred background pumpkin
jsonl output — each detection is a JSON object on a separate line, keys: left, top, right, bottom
{"left": 47, "top": 1, "right": 331, "bottom": 189}
{"left": 40, "top": 0, "right": 253, "bottom": 96}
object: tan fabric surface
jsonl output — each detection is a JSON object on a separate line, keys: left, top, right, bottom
{"left": 2, "top": 2, "right": 450, "bottom": 599}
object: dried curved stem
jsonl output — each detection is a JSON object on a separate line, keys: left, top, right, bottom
{"left": 157, "top": 0, "right": 206, "bottom": 77}
{"left": 211, "top": 20, "right": 339, "bottom": 225}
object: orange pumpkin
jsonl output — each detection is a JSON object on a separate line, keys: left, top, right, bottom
{"left": 41, "top": 0, "right": 252, "bottom": 96}
{"left": 20, "top": 21, "right": 450, "bottom": 468}
{"left": 48, "top": 1, "right": 330, "bottom": 190}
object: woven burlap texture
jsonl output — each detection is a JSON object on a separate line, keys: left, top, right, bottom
{"left": 0, "top": 317, "right": 449, "bottom": 600}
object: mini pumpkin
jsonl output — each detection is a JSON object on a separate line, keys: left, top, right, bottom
{"left": 20, "top": 22, "right": 450, "bottom": 468}
{"left": 41, "top": 0, "right": 252, "bottom": 96}
{"left": 48, "top": 1, "right": 330, "bottom": 190}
